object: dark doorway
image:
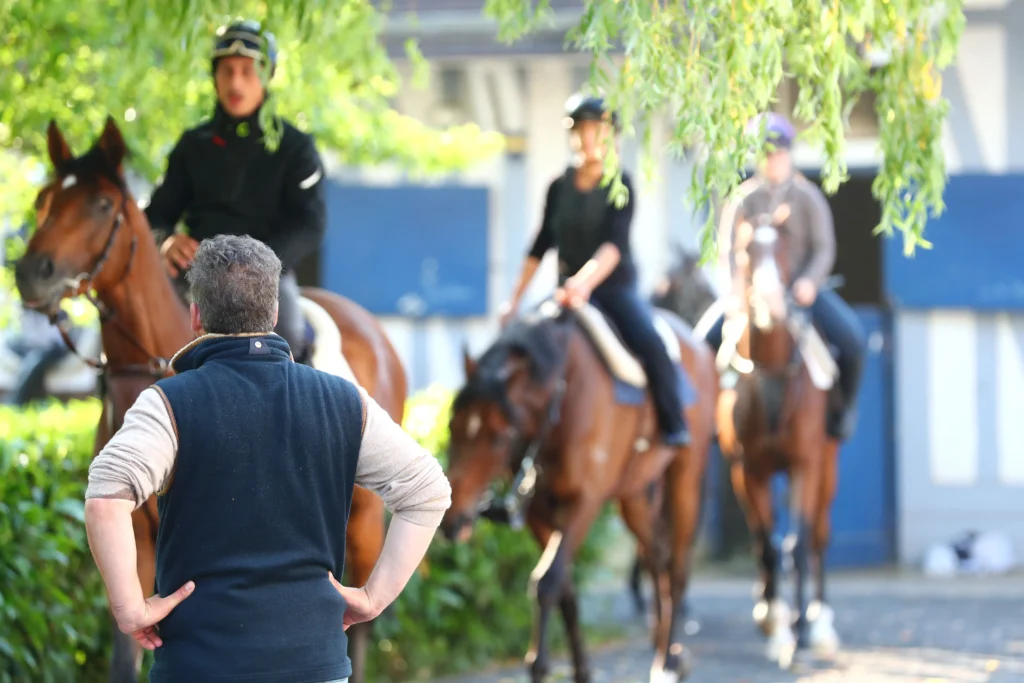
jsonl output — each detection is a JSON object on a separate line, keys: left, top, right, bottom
{"left": 805, "top": 170, "right": 885, "bottom": 307}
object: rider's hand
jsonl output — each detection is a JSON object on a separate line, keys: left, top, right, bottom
{"left": 793, "top": 277, "right": 818, "bottom": 307}
{"left": 555, "top": 276, "right": 592, "bottom": 309}
{"left": 160, "top": 233, "right": 199, "bottom": 277}
{"left": 328, "top": 571, "right": 380, "bottom": 631}
{"left": 498, "top": 300, "right": 518, "bottom": 328}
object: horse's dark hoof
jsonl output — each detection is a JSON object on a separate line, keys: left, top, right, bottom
{"left": 653, "top": 644, "right": 692, "bottom": 681}
{"left": 574, "top": 669, "right": 592, "bottom": 683}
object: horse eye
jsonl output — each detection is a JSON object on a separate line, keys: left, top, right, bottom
{"left": 98, "top": 197, "right": 114, "bottom": 212}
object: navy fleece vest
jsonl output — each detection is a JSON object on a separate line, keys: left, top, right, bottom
{"left": 149, "top": 334, "right": 362, "bottom": 683}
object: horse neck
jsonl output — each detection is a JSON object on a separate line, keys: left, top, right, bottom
{"left": 739, "top": 306, "right": 793, "bottom": 374}
{"left": 94, "top": 205, "right": 192, "bottom": 366}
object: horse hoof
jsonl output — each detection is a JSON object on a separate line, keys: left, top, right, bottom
{"left": 764, "top": 602, "right": 795, "bottom": 664}
{"left": 752, "top": 599, "right": 770, "bottom": 635}
{"left": 808, "top": 601, "right": 841, "bottom": 657}
{"left": 649, "top": 665, "right": 684, "bottom": 683}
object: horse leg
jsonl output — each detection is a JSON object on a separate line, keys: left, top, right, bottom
{"left": 110, "top": 501, "right": 158, "bottom": 682}
{"left": 560, "top": 577, "right": 591, "bottom": 683}
{"left": 658, "top": 443, "right": 706, "bottom": 682}
{"left": 344, "top": 488, "right": 386, "bottom": 683}
{"left": 629, "top": 553, "right": 647, "bottom": 617}
{"left": 807, "top": 439, "right": 841, "bottom": 657}
{"left": 618, "top": 491, "right": 670, "bottom": 650}
{"left": 790, "top": 458, "right": 823, "bottom": 664}
{"left": 732, "top": 464, "right": 792, "bottom": 661}
{"left": 525, "top": 496, "right": 603, "bottom": 683}
{"left": 729, "top": 464, "right": 781, "bottom": 633}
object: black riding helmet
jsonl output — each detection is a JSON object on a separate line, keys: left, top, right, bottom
{"left": 211, "top": 19, "right": 278, "bottom": 81}
{"left": 563, "top": 93, "right": 620, "bottom": 131}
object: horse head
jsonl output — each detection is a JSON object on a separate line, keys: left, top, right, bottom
{"left": 15, "top": 117, "right": 138, "bottom": 318}
{"left": 440, "top": 306, "right": 572, "bottom": 542}
{"left": 652, "top": 246, "right": 718, "bottom": 326}
{"left": 735, "top": 204, "right": 793, "bottom": 333}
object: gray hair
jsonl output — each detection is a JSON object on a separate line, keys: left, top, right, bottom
{"left": 186, "top": 235, "right": 281, "bottom": 334}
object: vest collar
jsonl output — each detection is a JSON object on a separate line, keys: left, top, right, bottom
{"left": 170, "top": 332, "right": 293, "bottom": 374}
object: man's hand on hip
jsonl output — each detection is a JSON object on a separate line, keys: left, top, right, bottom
{"left": 160, "top": 233, "right": 199, "bottom": 277}
{"left": 328, "top": 571, "right": 380, "bottom": 630}
{"left": 114, "top": 580, "right": 195, "bottom": 650}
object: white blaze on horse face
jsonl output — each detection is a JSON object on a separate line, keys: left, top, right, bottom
{"left": 466, "top": 411, "right": 482, "bottom": 439}
{"left": 61, "top": 174, "right": 78, "bottom": 190}
{"left": 749, "top": 226, "right": 785, "bottom": 330}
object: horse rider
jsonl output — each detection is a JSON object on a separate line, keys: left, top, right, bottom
{"left": 144, "top": 19, "right": 326, "bottom": 364}
{"left": 2, "top": 306, "right": 72, "bottom": 406}
{"left": 705, "top": 112, "right": 866, "bottom": 441}
{"left": 500, "top": 94, "right": 690, "bottom": 447}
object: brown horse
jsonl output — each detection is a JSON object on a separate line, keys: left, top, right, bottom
{"left": 710, "top": 207, "right": 842, "bottom": 667}
{"left": 13, "top": 117, "right": 406, "bottom": 683}
{"left": 439, "top": 299, "right": 716, "bottom": 683}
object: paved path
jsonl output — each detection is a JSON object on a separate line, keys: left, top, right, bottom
{"left": 434, "top": 570, "right": 1024, "bottom": 683}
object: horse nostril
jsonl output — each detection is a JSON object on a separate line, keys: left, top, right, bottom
{"left": 37, "top": 256, "right": 55, "bottom": 280}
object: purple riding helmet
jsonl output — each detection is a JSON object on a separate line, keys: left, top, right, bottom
{"left": 747, "top": 112, "right": 796, "bottom": 150}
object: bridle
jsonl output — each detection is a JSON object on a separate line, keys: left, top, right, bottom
{"left": 473, "top": 305, "right": 572, "bottom": 530}
{"left": 38, "top": 175, "right": 173, "bottom": 431}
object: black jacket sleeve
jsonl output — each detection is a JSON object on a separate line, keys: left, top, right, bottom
{"left": 144, "top": 134, "right": 193, "bottom": 239}
{"left": 264, "top": 132, "right": 327, "bottom": 272}
{"left": 527, "top": 176, "right": 561, "bottom": 260}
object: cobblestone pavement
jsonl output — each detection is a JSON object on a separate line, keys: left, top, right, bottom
{"left": 434, "top": 571, "right": 1024, "bottom": 683}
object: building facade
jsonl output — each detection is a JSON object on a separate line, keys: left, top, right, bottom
{"left": 321, "top": 0, "right": 1023, "bottom": 568}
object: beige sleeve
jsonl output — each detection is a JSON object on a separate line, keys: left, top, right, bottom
{"left": 85, "top": 387, "right": 178, "bottom": 508}
{"left": 354, "top": 388, "right": 452, "bottom": 528}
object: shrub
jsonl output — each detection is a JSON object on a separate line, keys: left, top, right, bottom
{"left": 0, "top": 387, "right": 615, "bottom": 682}
{"left": 0, "top": 399, "right": 111, "bottom": 683}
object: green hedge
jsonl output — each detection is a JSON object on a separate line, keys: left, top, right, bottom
{"left": 0, "top": 386, "right": 614, "bottom": 682}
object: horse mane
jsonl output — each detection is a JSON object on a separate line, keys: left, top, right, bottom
{"left": 453, "top": 305, "right": 572, "bottom": 417}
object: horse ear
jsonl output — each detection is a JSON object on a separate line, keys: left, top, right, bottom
{"left": 462, "top": 343, "right": 477, "bottom": 378}
{"left": 97, "top": 115, "right": 127, "bottom": 170}
{"left": 47, "top": 120, "right": 73, "bottom": 171}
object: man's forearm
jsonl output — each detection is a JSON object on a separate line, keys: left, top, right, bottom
{"left": 363, "top": 516, "right": 437, "bottom": 613}
{"left": 85, "top": 498, "right": 145, "bottom": 616}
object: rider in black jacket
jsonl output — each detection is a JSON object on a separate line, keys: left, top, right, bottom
{"left": 145, "top": 19, "right": 326, "bottom": 363}
{"left": 501, "top": 95, "right": 690, "bottom": 447}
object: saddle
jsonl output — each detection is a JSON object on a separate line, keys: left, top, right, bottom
{"left": 716, "top": 308, "right": 839, "bottom": 391}
{"left": 296, "top": 296, "right": 357, "bottom": 381}
{"left": 536, "top": 299, "right": 697, "bottom": 408}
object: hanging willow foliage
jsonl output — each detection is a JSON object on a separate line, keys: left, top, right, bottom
{"left": 484, "top": 0, "right": 965, "bottom": 258}
{"left": 0, "top": 0, "right": 505, "bottom": 231}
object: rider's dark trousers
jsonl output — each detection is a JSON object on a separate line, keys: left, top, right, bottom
{"left": 5, "top": 339, "right": 68, "bottom": 406}
{"left": 590, "top": 284, "right": 687, "bottom": 435}
{"left": 276, "top": 271, "right": 308, "bottom": 361}
{"left": 704, "top": 288, "right": 866, "bottom": 416}
{"left": 173, "top": 269, "right": 308, "bottom": 362}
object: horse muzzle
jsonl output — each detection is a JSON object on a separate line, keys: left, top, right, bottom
{"left": 14, "top": 253, "right": 67, "bottom": 315}
{"left": 440, "top": 511, "right": 476, "bottom": 543}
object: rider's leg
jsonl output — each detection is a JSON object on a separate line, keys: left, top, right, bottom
{"left": 591, "top": 285, "right": 690, "bottom": 446}
{"left": 703, "top": 313, "right": 726, "bottom": 353}
{"left": 6, "top": 342, "right": 69, "bottom": 406}
{"left": 275, "top": 270, "right": 309, "bottom": 363}
{"left": 810, "top": 289, "right": 866, "bottom": 440}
